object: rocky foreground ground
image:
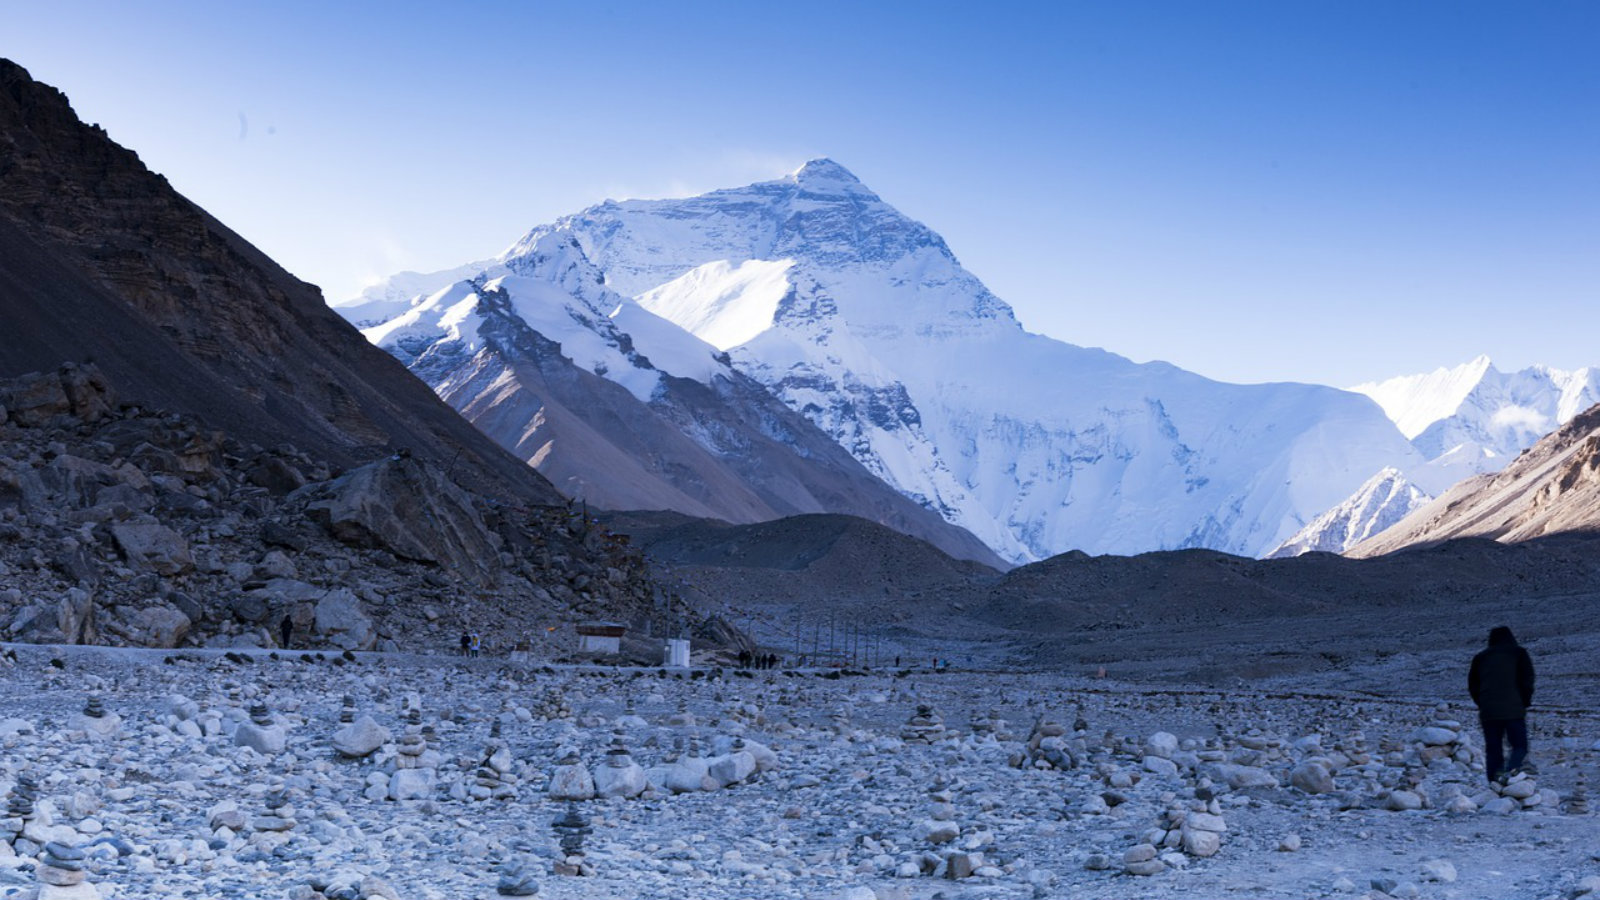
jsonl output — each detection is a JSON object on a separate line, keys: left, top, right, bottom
{"left": 1, "top": 645, "right": 1597, "bottom": 900}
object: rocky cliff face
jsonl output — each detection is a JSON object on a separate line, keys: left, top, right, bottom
{"left": 1348, "top": 403, "right": 1600, "bottom": 557}
{"left": 0, "top": 58, "right": 558, "bottom": 505}
{"left": 0, "top": 365, "right": 686, "bottom": 653}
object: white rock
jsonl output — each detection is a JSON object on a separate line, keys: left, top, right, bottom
{"left": 332, "top": 715, "right": 389, "bottom": 758}
{"left": 1421, "top": 859, "right": 1457, "bottom": 883}
{"left": 1142, "top": 755, "right": 1179, "bottom": 778}
{"left": 594, "top": 761, "right": 648, "bottom": 799}
{"left": 1410, "top": 726, "right": 1458, "bottom": 746}
{"left": 664, "top": 757, "right": 718, "bottom": 794}
{"left": 548, "top": 762, "right": 596, "bottom": 801}
{"left": 387, "top": 768, "right": 436, "bottom": 801}
{"left": 708, "top": 751, "right": 757, "bottom": 787}
{"left": 1385, "top": 790, "right": 1423, "bottom": 811}
{"left": 1501, "top": 779, "right": 1537, "bottom": 799}
{"left": 1145, "top": 731, "right": 1179, "bottom": 759}
{"left": 233, "top": 723, "right": 287, "bottom": 755}
{"left": 1181, "top": 828, "right": 1221, "bottom": 857}
{"left": 1480, "top": 796, "right": 1519, "bottom": 815}
{"left": 1278, "top": 833, "right": 1301, "bottom": 852}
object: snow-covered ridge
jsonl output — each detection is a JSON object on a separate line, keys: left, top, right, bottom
{"left": 1351, "top": 357, "right": 1600, "bottom": 481}
{"left": 1267, "top": 468, "right": 1432, "bottom": 558}
{"left": 349, "top": 158, "right": 1439, "bottom": 563}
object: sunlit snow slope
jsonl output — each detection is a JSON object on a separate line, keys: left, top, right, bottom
{"left": 350, "top": 159, "right": 1427, "bottom": 563}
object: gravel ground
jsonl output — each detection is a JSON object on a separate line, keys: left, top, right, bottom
{"left": 1, "top": 643, "right": 1598, "bottom": 900}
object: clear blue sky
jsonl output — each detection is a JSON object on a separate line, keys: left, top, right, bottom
{"left": 6, "top": 0, "right": 1597, "bottom": 386}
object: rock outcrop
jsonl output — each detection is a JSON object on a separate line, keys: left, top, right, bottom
{"left": 0, "top": 365, "right": 694, "bottom": 654}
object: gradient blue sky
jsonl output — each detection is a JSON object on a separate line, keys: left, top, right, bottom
{"left": 7, "top": 1, "right": 1597, "bottom": 386}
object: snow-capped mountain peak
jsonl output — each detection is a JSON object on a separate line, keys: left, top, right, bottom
{"left": 1267, "top": 467, "right": 1432, "bottom": 558}
{"left": 1351, "top": 355, "right": 1600, "bottom": 481}
{"left": 348, "top": 159, "right": 1434, "bottom": 564}
{"left": 1350, "top": 355, "right": 1493, "bottom": 439}
{"left": 789, "top": 157, "right": 875, "bottom": 197}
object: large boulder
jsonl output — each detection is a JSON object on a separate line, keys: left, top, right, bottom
{"left": 300, "top": 456, "right": 500, "bottom": 582}
{"left": 333, "top": 715, "right": 390, "bottom": 758}
{"left": 0, "top": 370, "right": 70, "bottom": 426}
{"left": 313, "top": 589, "right": 376, "bottom": 651}
{"left": 1290, "top": 761, "right": 1335, "bottom": 795}
{"left": 110, "top": 521, "right": 194, "bottom": 575}
{"left": 57, "top": 588, "right": 97, "bottom": 644}
{"left": 57, "top": 362, "right": 116, "bottom": 423}
{"left": 135, "top": 605, "right": 191, "bottom": 648}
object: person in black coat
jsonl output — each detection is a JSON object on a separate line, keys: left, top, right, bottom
{"left": 1468, "top": 625, "right": 1536, "bottom": 783}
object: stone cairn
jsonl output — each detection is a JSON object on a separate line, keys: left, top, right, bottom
{"left": 900, "top": 705, "right": 947, "bottom": 744}
{"left": 551, "top": 802, "right": 593, "bottom": 876}
{"left": 5, "top": 773, "right": 39, "bottom": 845}
{"left": 495, "top": 858, "right": 540, "bottom": 897}
{"left": 82, "top": 694, "right": 106, "bottom": 719}
{"left": 664, "top": 697, "right": 694, "bottom": 727}
{"left": 253, "top": 789, "right": 297, "bottom": 833}
{"left": 537, "top": 688, "right": 574, "bottom": 722}
{"left": 1015, "top": 711, "right": 1076, "bottom": 770}
{"left": 547, "top": 750, "right": 595, "bottom": 802}
{"left": 969, "top": 708, "right": 1011, "bottom": 741}
{"left": 471, "top": 738, "right": 519, "bottom": 801}
{"left": 395, "top": 731, "right": 427, "bottom": 768}
{"left": 37, "top": 840, "right": 93, "bottom": 894}
{"left": 1564, "top": 771, "right": 1589, "bottom": 815}
{"left": 829, "top": 706, "right": 852, "bottom": 736}
{"left": 594, "top": 732, "right": 647, "bottom": 799}
{"left": 339, "top": 695, "right": 356, "bottom": 725}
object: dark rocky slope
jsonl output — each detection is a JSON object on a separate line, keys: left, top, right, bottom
{"left": 0, "top": 58, "right": 558, "bottom": 505}
{"left": 0, "top": 365, "right": 693, "bottom": 655}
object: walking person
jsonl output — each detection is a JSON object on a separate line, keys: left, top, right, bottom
{"left": 1468, "top": 625, "right": 1536, "bottom": 784}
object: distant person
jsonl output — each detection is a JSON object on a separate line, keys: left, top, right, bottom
{"left": 1469, "top": 625, "right": 1536, "bottom": 783}
{"left": 460, "top": 632, "right": 471, "bottom": 657}
{"left": 469, "top": 632, "right": 482, "bottom": 658}
{"left": 279, "top": 615, "right": 293, "bottom": 650}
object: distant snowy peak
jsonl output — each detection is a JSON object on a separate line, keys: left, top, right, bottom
{"left": 1351, "top": 355, "right": 1492, "bottom": 439}
{"left": 1267, "top": 468, "right": 1432, "bottom": 558}
{"left": 1351, "top": 357, "right": 1600, "bottom": 465}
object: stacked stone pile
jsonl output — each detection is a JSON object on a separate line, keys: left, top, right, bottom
{"left": 900, "top": 705, "right": 946, "bottom": 744}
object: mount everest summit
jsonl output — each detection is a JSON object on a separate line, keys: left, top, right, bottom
{"left": 342, "top": 159, "right": 1584, "bottom": 564}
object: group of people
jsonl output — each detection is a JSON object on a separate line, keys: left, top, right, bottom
{"left": 458, "top": 632, "right": 482, "bottom": 658}
{"left": 737, "top": 649, "right": 779, "bottom": 670}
